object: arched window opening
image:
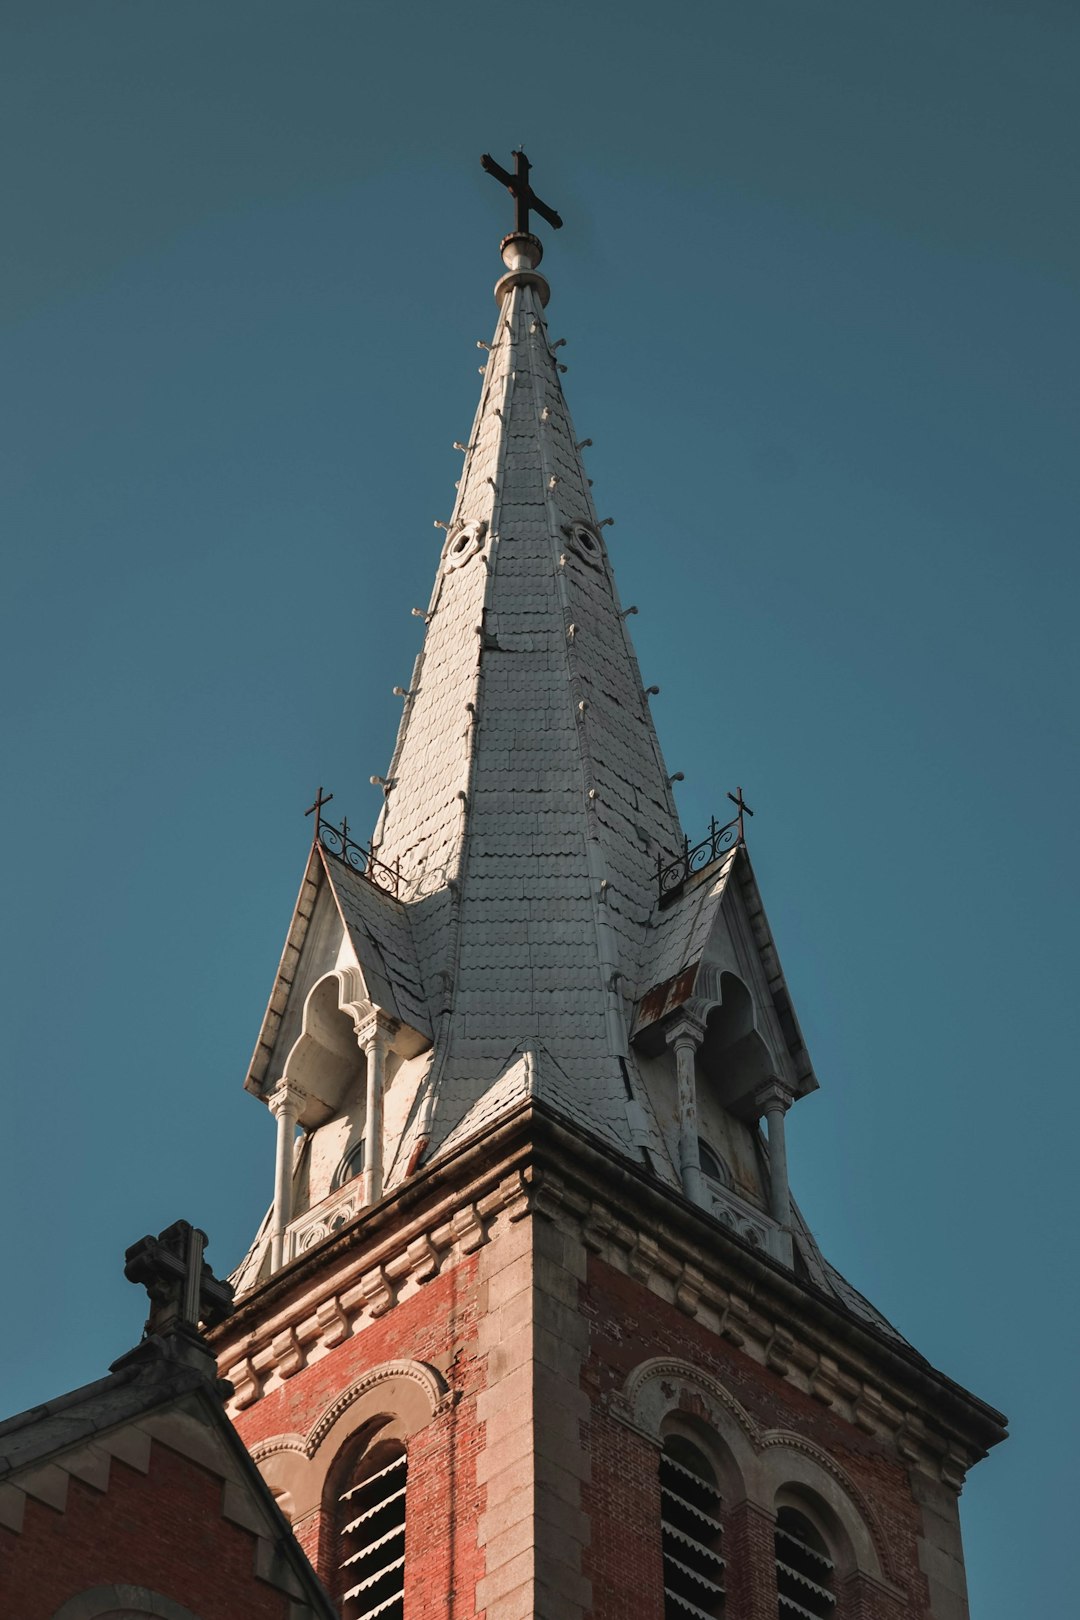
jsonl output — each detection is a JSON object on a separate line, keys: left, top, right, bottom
{"left": 697, "top": 1138, "right": 730, "bottom": 1187}
{"left": 333, "top": 1140, "right": 366, "bottom": 1191}
{"left": 337, "top": 1438, "right": 407, "bottom": 1620}
{"left": 774, "top": 1505, "right": 834, "bottom": 1618}
{"left": 660, "top": 1435, "right": 726, "bottom": 1618}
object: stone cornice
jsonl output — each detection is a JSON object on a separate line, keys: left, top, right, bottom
{"left": 210, "top": 1100, "right": 1006, "bottom": 1490}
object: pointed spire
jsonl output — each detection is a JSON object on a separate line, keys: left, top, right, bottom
{"left": 362, "top": 181, "right": 682, "bottom": 1161}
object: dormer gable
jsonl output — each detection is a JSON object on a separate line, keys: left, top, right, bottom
{"left": 632, "top": 842, "right": 817, "bottom": 1107}
{"left": 245, "top": 843, "right": 432, "bottom": 1118}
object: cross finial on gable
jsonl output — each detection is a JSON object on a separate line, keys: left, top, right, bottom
{"left": 727, "top": 785, "right": 755, "bottom": 842}
{"left": 305, "top": 785, "right": 334, "bottom": 841}
{"left": 124, "top": 1220, "right": 233, "bottom": 1342}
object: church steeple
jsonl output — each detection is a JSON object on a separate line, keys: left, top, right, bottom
{"left": 213, "top": 162, "right": 1005, "bottom": 1620}
{"left": 234, "top": 153, "right": 824, "bottom": 1290}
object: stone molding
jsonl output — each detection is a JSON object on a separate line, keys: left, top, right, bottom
{"left": 308, "top": 1359, "right": 451, "bottom": 1454}
{"left": 248, "top": 1358, "right": 450, "bottom": 1522}
{"left": 217, "top": 1167, "right": 532, "bottom": 1412}
{"left": 211, "top": 1113, "right": 998, "bottom": 1493}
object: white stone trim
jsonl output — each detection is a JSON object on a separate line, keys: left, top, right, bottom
{"left": 248, "top": 1358, "right": 450, "bottom": 1522}
{"left": 308, "top": 1359, "right": 451, "bottom": 1454}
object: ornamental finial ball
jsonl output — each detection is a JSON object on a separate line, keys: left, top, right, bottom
{"left": 500, "top": 232, "right": 544, "bottom": 273}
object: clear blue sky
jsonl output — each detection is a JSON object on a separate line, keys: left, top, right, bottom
{"left": 2, "top": 2, "right": 1076, "bottom": 1613}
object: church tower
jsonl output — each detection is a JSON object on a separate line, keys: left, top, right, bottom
{"left": 210, "top": 156, "right": 1006, "bottom": 1620}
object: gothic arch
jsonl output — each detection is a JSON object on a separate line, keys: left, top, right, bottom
{"left": 51, "top": 1590, "right": 204, "bottom": 1620}
{"left": 248, "top": 1358, "right": 449, "bottom": 1522}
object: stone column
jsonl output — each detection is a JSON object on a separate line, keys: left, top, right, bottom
{"left": 268, "top": 1083, "right": 305, "bottom": 1273}
{"left": 355, "top": 1012, "right": 397, "bottom": 1207}
{"left": 756, "top": 1079, "right": 795, "bottom": 1229}
{"left": 666, "top": 1013, "right": 708, "bottom": 1207}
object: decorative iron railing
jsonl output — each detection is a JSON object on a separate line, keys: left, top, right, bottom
{"left": 304, "top": 787, "right": 401, "bottom": 896}
{"left": 657, "top": 790, "right": 753, "bottom": 905}
{"left": 318, "top": 818, "right": 401, "bottom": 896}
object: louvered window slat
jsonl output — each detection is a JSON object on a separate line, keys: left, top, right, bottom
{"left": 775, "top": 1560, "right": 835, "bottom": 1602}
{"left": 339, "top": 1443, "right": 407, "bottom": 1620}
{"left": 775, "top": 1526, "right": 834, "bottom": 1571}
{"left": 341, "top": 1524, "right": 405, "bottom": 1566}
{"left": 661, "top": 1439, "right": 724, "bottom": 1620}
{"left": 342, "top": 1485, "right": 408, "bottom": 1533}
{"left": 340, "top": 1454, "right": 407, "bottom": 1500}
{"left": 350, "top": 1587, "right": 406, "bottom": 1620}
{"left": 774, "top": 1508, "right": 835, "bottom": 1619}
{"left": 663, "top": 1453, "right": 718, "bottom": 1490}
{"left": 665, "top": 1588, "right": 722, "bottom": 1620}
{"left": 661, "top": 1485, "right": 724, "bottom": 1533}
{"left": 662, "top": 1521, "right": 726, "bottom": 1566}
{"left": 344, "top": 1554, "right": 406, "bottom": 1596}
{"left": 664, "top": 1552, "right": 726, "bottom": 1596}
{"left": 778, "top": 1594, "right": 834, "bottom": 1620}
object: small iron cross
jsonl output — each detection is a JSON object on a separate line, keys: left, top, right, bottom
{"left": 727, "top": 786, "right": 755, "bottom": 842}
{"left": 481, "top": 149, "right": 563, "bottom": 235}
{"left": 124, "top": 1220, "right": 233, "bottom": 1339}
{"left": 305, "top": 785, "right": 334, "bottom": 839}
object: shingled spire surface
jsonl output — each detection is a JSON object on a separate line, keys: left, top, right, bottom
{"left": 368, "top": 232, "right": 681, "bottom": 1163}
{"left": 235, "top": 189, "right": 913, "bottom": 1346}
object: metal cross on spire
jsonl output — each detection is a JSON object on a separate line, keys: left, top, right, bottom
{"left": 481, "top": 149, "right": 563, "bottom": 235}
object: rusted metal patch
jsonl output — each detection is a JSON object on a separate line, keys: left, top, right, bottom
{"left": 633, "top": 963, "right": 699, "bottom": 1034}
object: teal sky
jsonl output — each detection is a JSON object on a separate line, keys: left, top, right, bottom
{"left": 2, "top": 3, "right": 1077, "bottom": 1614}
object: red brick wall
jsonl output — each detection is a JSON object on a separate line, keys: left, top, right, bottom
{"left": 231, "top": 1254, "right": 487, "bottom": 1619}
{"left": 0, "top": 1442, "right": 292, "bottom": 1620}
{"left": 581, "top": 1254, "right": 928, "bottom": 1619}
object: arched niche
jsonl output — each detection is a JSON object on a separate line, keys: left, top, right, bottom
{"left": 249, "top": 1359, "right": 449, "bottom": 1523}
{"left": 698, "top": 972, "right": 777, "bottom": 1119}
{"left": 702, "top": 965, "right": 777, "bottom": 1108}
{"left": 281, "top": 973, "right": 366, "bottom": 1128}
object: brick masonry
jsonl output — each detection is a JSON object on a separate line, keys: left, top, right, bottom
{"left": 0, "top": 1442, "right": 295, "bottom": 1620}
{"left": 212, "top": 1114, "right": 998, "bottom": 1620}
{"left": 231, "top": 1257, "right": 487, "bottom": 1619}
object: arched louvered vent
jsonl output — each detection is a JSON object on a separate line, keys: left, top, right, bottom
{"left": 774, "top": 1505, "right": 835, "bottom": 1619}
{"left": 338, "top": 1442, "right": 407, "bottom": 1620}
{"left": 660, "top": 1436, "right": 726, "bottom": 1619}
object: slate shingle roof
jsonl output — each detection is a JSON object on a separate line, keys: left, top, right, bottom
{"left": 362, "top": 270, "right": 682, "bottom": 1161}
